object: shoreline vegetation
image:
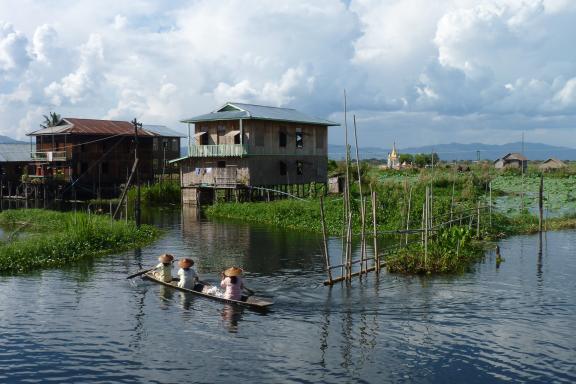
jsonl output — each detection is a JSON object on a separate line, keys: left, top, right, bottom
{"left": 206, "top": 166, "right": 576, "bottom": 275}
{"left": 0, "top": 209, "right": 159, "bottom": 273}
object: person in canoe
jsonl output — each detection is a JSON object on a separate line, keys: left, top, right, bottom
{"left": 177, "top": 258, "right": 203, "bottom": 292}
{"left": 220, "top": 267, "right": 254, "bottom": 301}
{"left": 154, "top": 254, "right": 174, "bottom": 283}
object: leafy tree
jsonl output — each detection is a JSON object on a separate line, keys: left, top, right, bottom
{"left": 40, "top": 112, "right": 62, "bottom": 128}
{"left": 398, "top": 153, "right": 414, "bottom": 164}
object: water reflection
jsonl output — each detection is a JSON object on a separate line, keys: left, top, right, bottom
{"left": 220, "top": 304, "right": 244, "bottom": 333}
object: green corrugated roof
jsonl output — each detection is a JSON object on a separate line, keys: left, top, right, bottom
{"left": 181, "top": 102, "right": 339, "bottom": 126}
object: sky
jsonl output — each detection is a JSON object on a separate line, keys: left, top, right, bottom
{"left": 1, "top": 0, "right": 575, "bottom": 148}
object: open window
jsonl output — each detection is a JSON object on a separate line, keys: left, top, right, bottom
{"left": 279, "top": 130, "right": 287, "bottom": 147}
{"left": 217, "top": 160, "right": 226, "bottom": 168}
{"left": 296, "top": 160, "right": 303, "bottom": 175}
{"left": 296, "top": 128, "right": 303, "bottom": 148}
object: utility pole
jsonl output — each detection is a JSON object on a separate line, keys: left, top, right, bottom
{"left": 132, "top": 118, "right": 142, "bottom": 228}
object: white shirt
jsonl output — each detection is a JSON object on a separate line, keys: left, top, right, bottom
{"left": 178, "top": 267, "right": 198, "bottom": 289}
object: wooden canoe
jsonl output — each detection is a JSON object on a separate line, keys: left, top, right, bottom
{"left": 142, "top": 272, "right": 274, "bottom": 310}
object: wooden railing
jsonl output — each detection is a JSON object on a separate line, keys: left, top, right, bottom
{"left": 188, "top": 144, "right": 247, "bottom": 157}
{"left": 31, "top": 151, "right": 68, "bottom": 161}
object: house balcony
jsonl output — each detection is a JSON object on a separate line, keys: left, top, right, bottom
{"left": 31, "top": 151, "right": 68, "bottom": 162}
{"left": 188, "top": 144, "right": 247, "bottom": 158}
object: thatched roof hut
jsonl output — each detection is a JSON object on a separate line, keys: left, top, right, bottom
{"left": 539, "top": 158, "right": 566, "bottom": 171}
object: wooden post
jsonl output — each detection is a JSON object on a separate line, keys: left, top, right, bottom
{"left": 320, "top": 197, "right": 333, "bottom": 284}
{"left": 539, "top": 174, "right": 544, "bottom": 232}
{"left": 353, "top": 115, "right": 366, "bottom": 275}
{"left": 405, "top": 185, "right": 412, "bottom": 245}
{"left": 345, "top": 211, "right": 353, "bottom": 281}
{"left": 424, "top": 186, "right": 429, "bottom": 267}
{"left": 449, "top": 180, "right": 455, "bottom": 228}
{"left": 421, "top": 202, "right": 425, "bottom": 246}
{"left": 476, "top": 200, "right": 480, "bottom": 238}
{"left": 489, "top": 181, "right": 492, "bottom": 227}
{"left": 372, "top": 190, "right": 379, "bottom": 273}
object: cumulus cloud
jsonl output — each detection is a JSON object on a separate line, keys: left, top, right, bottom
{"left": 0, "top": 0, "right": 575, "bottom": 148}
{"left": 0, "top": 22, "right": 30, "bottom": 74}
{"left": 44, "top": 33, "right": 104, "bottom": 105}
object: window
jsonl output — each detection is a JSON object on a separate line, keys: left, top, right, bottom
{"left": 279, "top": 130, "right": 287, "bottom": 147}
{"left": 296, "top": 128, "right": 303, "bottom": 148}
{"left": 279, "top": 161, "right": 287, "bottom": 176}
{"left": 153, "top": 138, "right": 159, "bottom": 151}
{"left": 255, "top": 129, "right": 264, "bottom": 147}
{"left": 234, "top": 133, "right": 241, "bottom": 145}
{"left": 217, "top": 160, "right": 226, "bottom": 168}
{"left": 200, "top": 132, "right": 209, "bottom": 145}
{"left": 172, "top": 138, "right": 179, "bottom": 152}
{"left": 296, "top": 160, "right": 303, "bottom": 175}
{"left": 316, "top": 129, "right": 324, "bottom": 149}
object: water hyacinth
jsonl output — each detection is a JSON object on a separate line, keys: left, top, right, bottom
{"left": 0, "top": 209, "right": 159, "bottom": 273}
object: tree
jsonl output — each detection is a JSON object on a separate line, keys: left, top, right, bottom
{"left": 40, "top": 112, "right": 62, "bottom": 128}
{"left": 398, "top": 153, "right": 414, "bottom": 164}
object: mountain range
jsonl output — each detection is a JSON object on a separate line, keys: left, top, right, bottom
{"left": 0, "top": 135, "right": 25, "bottom": 144}
{"left": 328, "top": 142, "right": 576, "bottom": 161}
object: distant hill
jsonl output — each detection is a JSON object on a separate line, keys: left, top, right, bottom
{"left": 0, "top": 135, "right": 25, "bottom": 144}
{"left": 329, "top": 142, "right": 576, "bottom": 161}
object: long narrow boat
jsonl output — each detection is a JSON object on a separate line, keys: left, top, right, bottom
{"left": 142, "top": 272, "right": 274, "bottom": 310}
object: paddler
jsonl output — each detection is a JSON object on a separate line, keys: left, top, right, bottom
{"left": 154, "top": 254, "right": 174, "bottom": 282}
{"left": 220, "top": 267, "right": 254, "bottom": 301}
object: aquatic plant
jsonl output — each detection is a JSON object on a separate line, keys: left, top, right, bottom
{"left": 0, "top": 209, "right": 159, "bottom": 273}
{"left": 127, "top": 181, "right": 181, "bottom": 206}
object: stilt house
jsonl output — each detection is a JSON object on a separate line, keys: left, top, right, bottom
{"left": 26, "top": 118, "right": 184, "bottom": 198}
{"left": 174, "top": 102, "right": 339, "bottom": 204}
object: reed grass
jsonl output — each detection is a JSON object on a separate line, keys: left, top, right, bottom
{"left": 127, "top": 181, "right": 181, "bottom": 206}
{"left": 0, "top": 209, "right": 159, "bottom": 273}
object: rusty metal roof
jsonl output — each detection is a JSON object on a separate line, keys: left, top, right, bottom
{"left": 27, "top": 118, "right": 181, "bottom": 137}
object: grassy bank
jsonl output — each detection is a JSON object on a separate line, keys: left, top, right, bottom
{"left": 206, "top": 169, "right": 576, "bottom": 275}
{"left": 0, "top": 209, "right": 159, "bottom": 273}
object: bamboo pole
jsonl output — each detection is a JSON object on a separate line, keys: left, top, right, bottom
{"left": 353, "top": 115, "right": 367, "bottom": 275}
{"left": 405, "top": 185, "right": 412, "bottom": 245}
{"left": 489, "top": 181, "right": 492, "bottom": 227}
{"left": 346, "top": 211, "right": 353, "bottom": 281}
{"left": 320, "top": 196, "right": 332, "bottom": 284}
{"left": 424, "top": 186, "right": 429, "bottom": 268}
{"left": 539, "top": 174, "right": 544, "bottom": 232}
{"left": 372, "top": 190, "right": 379, "bottom": 273}
{"left": 476, "top": 200, "right": 480, "bottom": 238}
{"left": 421, "top": 202, "right": 425, "bottom": 246}
{"left": 450, "top": 180, "right": 455, "bottom": 228}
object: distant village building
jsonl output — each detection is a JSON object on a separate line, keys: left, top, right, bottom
{"left": 494, "top": 152, "right": 528, "bottom": 172}
{"left": 173, "top": 102, "right": 338, "bottom": 204}
{"left": 386, "top": 142, "right": 400, "bottom": 169}
{"left": 328, "top": 175, "right": 345, "bottom": 194}
{"left": 539, "top": 158, "right": 566, "bottom": 172}
{"left": 26, "top": 118, "right": 183, "bottom": 198}
{"left": 0, "top": 143, "right": 34, "bottom": 196}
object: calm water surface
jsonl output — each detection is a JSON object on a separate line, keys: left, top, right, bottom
{"left": 1, "top": 207, "right": 575, "bottom": 383}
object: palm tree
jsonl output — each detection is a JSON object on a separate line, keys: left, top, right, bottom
{"left": 40, "top": 112, "right": 62, "bottom": 128}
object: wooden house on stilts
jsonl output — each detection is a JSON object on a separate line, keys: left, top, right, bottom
{"left": 173, "top": 102, "right": 339, "bottom": 204}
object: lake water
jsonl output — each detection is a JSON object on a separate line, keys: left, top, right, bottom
{"left": 1, "top": 207, "right": 575, "bottom": 383}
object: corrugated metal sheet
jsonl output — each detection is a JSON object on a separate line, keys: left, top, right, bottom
{"left": 181, "top": 102, "right": 339, "bottom": 126}
{"left": 142, "top": 125, "right": 187, "bottom": 138}
{"left": 0, "top": 143, "right": 34, "bottom": 162}
{"left": 27, "top": 119, "right": 183, "bottom": 137}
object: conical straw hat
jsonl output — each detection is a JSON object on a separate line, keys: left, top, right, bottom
{"left": 224, "top": 267, "right": 243, "bottom": 277}
{"left": 178, "top": 258, "right": 193, "bottom": 268}
{"left": 158, "top": 254, "right": 174, "bottom": 263}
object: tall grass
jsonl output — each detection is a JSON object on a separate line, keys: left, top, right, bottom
{"left": 0, "top": 209, "right": 159, "bottom": 273}
{"left": 127, "top": 181, "right": 180, "bottom": 206}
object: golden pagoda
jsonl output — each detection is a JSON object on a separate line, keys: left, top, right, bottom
{"left": 387, "top": 142, "right": 400, "bottom": 169}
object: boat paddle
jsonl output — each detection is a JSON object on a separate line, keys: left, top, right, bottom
{"left": 126, "top": 266, "right": 156, "bottom": 279}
